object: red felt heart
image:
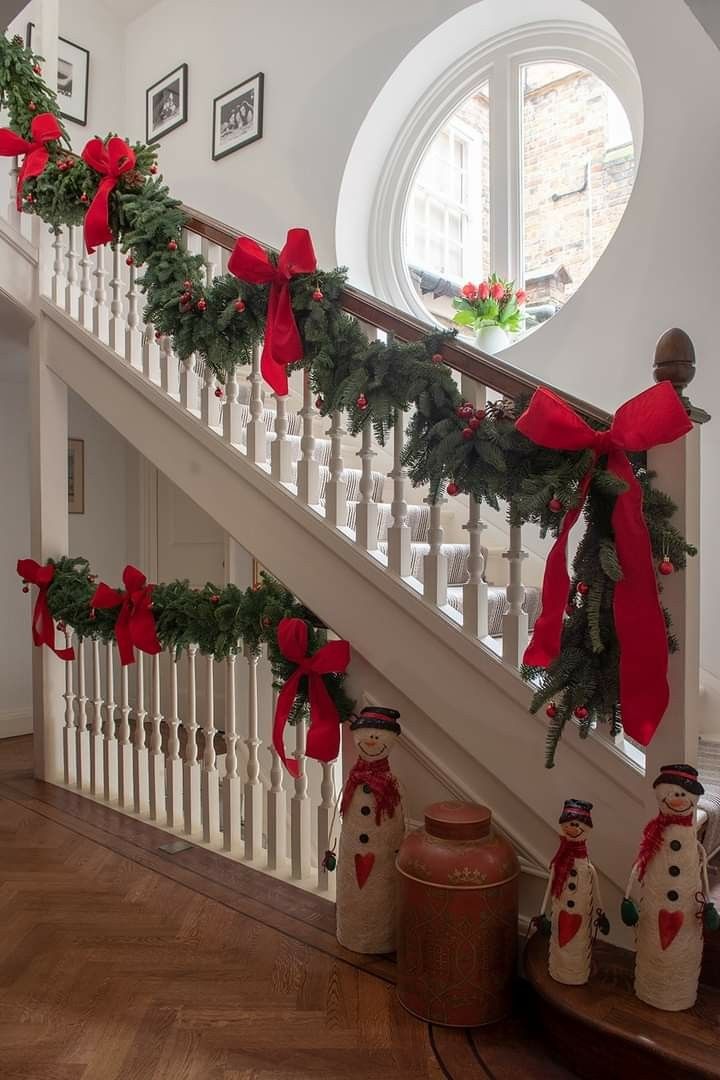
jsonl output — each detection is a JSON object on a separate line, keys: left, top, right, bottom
{"left": 354, "top": 852, "right": 375, "bottom": 889}
{"left": 658, "top": 908, "right": 684, "bottom": 950}
{"left": 558, "top": 910, "right": 582, "bottom": 947}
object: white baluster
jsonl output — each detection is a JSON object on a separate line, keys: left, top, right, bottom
{"left": 223, "top": 363, "right": 241, "bottom": 446}
{"left": 223, "top": 653, "right": 242, "bottom": 853}
{"left": 6, "top": 159, "right": 21, "bottom": 230}
{"left": 74, "top": 637, "right": 90, "bottom": 790}
{"left": 502, "top": 522, "right": 529, "bottom": 667}
{"left": 463, "top": 496, "right": 489, "bottom": 638}
{"left": 62, "top": 630, "right": 76, "bottom": 786}
{"left": 325, "top": 409, "right": 348, "bottom": 528}
{"left": 117, "top": 664, "right": 133, "bottom": 808}
{"left": 64, "top": 225, "right": 80, "bottom": 318}
{"left": 266, "top": 727, "right": 286, "bottom": 872}
{"left": 77, "top": 245, "right": 93, "bottom": 330}
{"left": 200, "top": 366, "right": 217, "bottom": 428}
{"left": 201, "top": 654, "right": 221, "bottom": 846}
{"left": 317, "top": 761, "right": 336, "bottom": 891}
{"left": 355, "top": 423, "right": 379, "bottom": 550}
{"left": 90, "top": 639, "right": 104, "bottom": 796}
{"left": 183, "top": 644, "right": 201, "bottom": 835}
{"left": 142, "top": 324, "right": 160, "bottom": 382}
{"left": 51, "top": 229, "right": 66, "bottom": 308}
{"left": 423, "top": 494, "right": 449, "bottom": 607}
{"left": 246, "top": 344, "right": 267, "bottom": 464}
{"left": 290, "top": 718, "right": 312, "bottom": 880}
{"left": 387, "top": 409, "right": 412, "bottom": 575}
{"left": 133, "top": 654, "right": 150, "bottom": 815}
{"left": 297, "top": 369, "right": 320, "bottom": 506}
{"left": 103, "top": 642, "right": 118, "bottom": 802}
{"left": 159, "top": 334, "right": 178, "bottom": 396}
{"left": 200, "top": 238, "right": 219, "bottom": 285}
{"left": 179, "top": 354, "right": 198, "bottom": 413}
{"left": 92, "top": 245, "right": 109, "bottom": 342}
{"left": 244, "top": 646, "right": 264, "bottom": 861}
{"left": 166, "top": 648, "right": 183, "bottom": 829}
{"left": 271, "top": 393, "right": 294, "bottom": 483}
{"left": 148, "top": 653, "right": 165, "bottom": 821}
{"left": 108, "top": 246, "right": 124, "bottom": 353}
{"left": 124, "top": 259, "right": 142, "bottom": 367}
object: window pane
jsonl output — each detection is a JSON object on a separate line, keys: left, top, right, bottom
{"left": 521, "top": 61, "right": 635, "bottom": 328}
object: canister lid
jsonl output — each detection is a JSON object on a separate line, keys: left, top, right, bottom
{"left": 424, "top": 801, "right": 491, "bottom": 841}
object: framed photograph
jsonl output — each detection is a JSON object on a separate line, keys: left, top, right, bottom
{"left": 146, "top": 63, "right": 188, "bottom": 143}
{"left": 213, "top": 72, "right": 264, "bottom": 160}
{"left": 68, "top": 439, "right": 85, "bottom": 515}
{"left": 57, "top": 37, "right": 89, "bottom": 126}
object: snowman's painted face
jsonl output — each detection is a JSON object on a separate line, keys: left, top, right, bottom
{"left": 655, "top": 782, "right": 698, "bottom": 817}
{"left": 560, "top": 820, "right": 590, "bottom": 840}
{"left": 353, "top": 727, "right": 398, "bottom": 761}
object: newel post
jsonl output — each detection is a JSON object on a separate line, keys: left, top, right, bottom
{"left": 645, "top": 329, "right": 707, "bottom": 784}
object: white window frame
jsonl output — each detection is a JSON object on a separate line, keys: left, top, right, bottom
{"left": 369, "top": 21, "right": 642, "bottom": 324}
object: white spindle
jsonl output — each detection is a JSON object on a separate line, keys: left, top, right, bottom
{"left": 223, "top": 363, "right": 241, "bottom": 446}
{"left": 183, "top": 644, "right": 201, "bottom": 835}
{"left": 387, "top": 409, "right": 412, "bottom": 575}
{"left": 159, "top": 333, "right": 178, "bottom": 396}
{"left": 108, "top": 246, "right": 124, "bottom": 353}
{"left": 355, "top": 423, "right": 379, "bottom": 550}
{"left": 200, "top": 238, "right": 219, "bottom": 285}
{"left": 90, "top": 639, "right": 104, "bottom": 796}
{"left": 74, "top": 637, "right": 90, "bottom": 790}
{"left": 223, "top": 653, "right": 242, "bottom": 853}
{"left": 246, "top": 345, "right": 267, "bottom": 464}
{"left": 463, "top": 496, "right": 489, "bottom": 638}
{"left": 142, "top": 325, "right": 160, "bottom": 382}
{"left": 117, "top": 664, "right": 133, "bottom": 808}
{"left": 148, "top": 653, "right": 165, "bottom": 821}
{"left": 6, "top": 160, "right": 21, "bottom": 230}
{"left": 266, "top": 732, "right": 286, "bottom": 872}
{"left": 166, "top": 648, "right": 183, "bottom": 829}
{"left": 132, "top": 654, "right": 150, "bottom": 815}
{"left": 200, "top": 366, "right": 217, "bottom": 428}
{"left": 78, "top": 245, "right": 93, "bottom": 330}
{"left": 290, "top": 718, "right": 312, "bottom": 880}
{"left": 201, "top": 654, "right": 221, "bottom": 845}
{"left": 502, "top": 522, "right": 529, "bottom": 667}
{"left": 62, "top": 631, "right": 76, "bottom": 786}
{"left": 271, "top": 393, "right": 294, "bottom": 483}
{"left": 103, "top": 642, "right": 118, "bottom": 802}
{"left": 297, "top": 369, "right": 320, "bottom": 506}
{"left": 64, "top": 226, "right": 80, "bottom": 318}
{"left": 325, "top": 410, "right": 348, "bottom": 528}
{"left": 423, "top": 494, "right": 449, "bottom": 607}
{"left": 124, "top": 260, "right": 142, "bottom": 367}
{"left": 179, "top": 354, "right": 197, "bottom": 412}
{"left": 51, "top": 229, "right": 66, "bottom": 308}
{"left": 244, "top": 646, "right": 264, "bottom": 860}
{"left": 92, "top": 245, "right": 109, "bottom": 342}
{"left": 317, "top": 762, "right": 336, "bottom": 891}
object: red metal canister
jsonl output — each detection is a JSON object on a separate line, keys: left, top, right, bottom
{"left": 396, "top": 801, "right": 519, "bottom": 1026}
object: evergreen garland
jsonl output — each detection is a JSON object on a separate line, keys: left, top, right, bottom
{"left": 3, "top": 35, "right": 696, "bottom": 765}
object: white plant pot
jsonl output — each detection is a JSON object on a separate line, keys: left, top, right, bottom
{"left": 474, "top": 325, "right": 510, "bottom": 355}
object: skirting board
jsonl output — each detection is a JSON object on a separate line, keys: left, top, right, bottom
{"left": 0, "top": 708, "right": 33, "bottom": 739}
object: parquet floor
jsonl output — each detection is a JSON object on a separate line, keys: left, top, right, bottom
{"left": 0, "top": 737, "right": 575, "bottom": 1080}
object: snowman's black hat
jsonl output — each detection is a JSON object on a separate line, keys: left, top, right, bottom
{"left": 653, "top": 763, "right": 704, "bottom": 796}
{"left": 350, "top": 707, "right": 401, "bottom": 735}
{"left": 559, "top": 798, "right": 593, "bottom": 827}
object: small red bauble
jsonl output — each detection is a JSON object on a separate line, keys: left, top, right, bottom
{"left": 179, "top": 292, "right": 191, "bottom": 305}
{"left": 546, "top": 703, "right": 558, "bottom": 718}
{"left": 446, "top": 482, "right": 460, "bottom": 496}
{"left": 548, "top": 497, "right": 563, "bottom": 513}
{"left": 356, "top": 394, "right": 368, "bottom": 410}
{"left": 22, "top": 584, "right": 29, "bottom": 593}
{"left": 468, "top": 416, "right": 482, "bottom": 431}
{"left": 155, "top": 330, "right": 162, "bottom": 340}
{"left": 659, "top": 559, "right": 674, "bottom": 576}
{"left": 315, "top": 396, "right": 324, "bottom": 410}
{"left": 196, "top": 298, "right": 207, "bottom": 311}
{"left": 234, "top": 298, "right": 246, "bottom": 312}
{"left": 33, "top": 64, "right": 42, "bottom": 74}
{"left": 312, "top": 288, "right": 324, "bottom": 301}
{"left": 167, "top": 240, "right": 178, "bottom": 251}
{"left": 149, "top": 164, "right": 158, "bottom": 174}
{"left": 474, "top": 408, "right": 486, "bottom": 422}
{"left": 183, "top": 279, "right": 192, "bottom": 290}
{"left": 57, "top": 161, "right": 66, "bottom": 172}
{"left": 456, "top": 403, "right": 474, "bottom": 420}
{"left": 28, "top": 102, "right": 36, "bottom": 112}
{"left": 431, "top": 352, "right": 444, "bottom": 364}
{"left": 461, "top": 427, "right": 474, "bottom": 441}
{"left": 262, "top": 616, "right": 272, "bottom": 628}
{"left": 577, "top": 582, "right": 590, "bottom": 595}
{"left": 574, "top": 706, "right": 589, "bottom": 720}
{"left": 126, "top": 255, "right": 134, "bottom": 266}
{"left": 80, "top": 193, "right": 89, "bottom": 204}
{"left": 210, "top": 595, "right": 220, "bottom": 604}
{"left": 214, "top": 387, "right": 224, "bottom": 398}
{"left": 565, "top": 603, "right": 574, "bottom": 615}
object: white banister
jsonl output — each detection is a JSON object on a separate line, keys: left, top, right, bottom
{"left": 297, "top": 369, "right": 320, "bottom": 507}
{"left": 62, "top": 631, "right": 76, "bottom": 786}
{"left": 355, "top": 423, "right": 378, "bottom": 551}
{"left": 64, "top": 225, "right": 80, "bottom": 318}
{"left": 463, "top": 496, "right": 489, "bottom": 639}
{"left": 325, "top": 409, "right": 347, "bottom": 528}
{"left": 183, "top": 644, "right": 201, "bottom": 835}
{"left": 222, "top": 363, "right": 241, "bottom": 447}
{"left": 502, "top": 523, "right": 529, "bottom": 667}
{"left": 200, "top": 237, "right": 219, "bottom": 285}
{"left": 179, "top": 354, "right": 197, "bottom": 413}
{"left": 142, "top": 324, "right": 160, "bottom": 382}
{"left": 117, "top": 664, "right": 133, "bottom": 808}
{"left": 77, "top": 244, "right": 93, "bottom": 331}
{"left": 317, "top": 761, "right": 336, "bottom": 891}
{"left": 124, "top": 259, "right": 142, "bottom": 367}
{"left": 6, "top": 160, "right": 20, "bottom": 231}
{"left": 244, "top": 646, "right": 263, "bottom": 861}
{"left": 423, "top": 495, "right": 448, "bottom": 607}
{"left": 290, "top": 718, "right": 312, "bottom": 880}
{"left": 89, "top": 638, "right": 104, "bottom": 796}
{"left": 201, "top": 654, "right": 221, "bottom": 846}
{"left": 108, "top": 245, "right": 124, "bottom": 354}
{"left": 200, "top": 366, "right": 217, "bottom": 429}
{"left": 92, "top": 245, "right": 109, "bottom": 343}
{"left": 271, "top": 393, "right": 293, "bottom": 484}
{"left": 74, "top": 636, "right": 90, "bottom": 790}
{"left": 387, "top": 409, "right": 412, "bottom": 575}
{"left": 223, "top": 652, "right": 242, "bottom": 853}
{"left": 148, "top": 653, "right": 164, "bottom": 821}
{"left": 51, "top": 229, "right": 66, "bottom": 308}
{"left": 166, "top": 648, "right": 183, "bottom": 829}
{"left": 159, "top": 333, "right": 178, "bottom": 397}
{"left": 103, "top": 642, "right": 118, "bottom": 802}
{"left": 246, "top": 345, "right": 267, "bottom": 465}
{"left": 132, "top": 653, "right": 150, "bottom": 816}
{"left": 266, "top": 738, "right": 286, "bottom": 872}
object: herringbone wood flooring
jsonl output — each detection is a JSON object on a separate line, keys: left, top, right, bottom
{"left": 0, "top": 737, "right": 574, "bottom": 1079}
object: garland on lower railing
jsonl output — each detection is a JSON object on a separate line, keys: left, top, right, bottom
{"left": 2, "top": 35, "right": 698, "bottom": 764}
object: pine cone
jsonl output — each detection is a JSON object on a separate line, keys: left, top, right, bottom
{"left": 486, "top": 398, "right": 516, "bottom": 421}
{"left": 122, "top": 169, "right": 146, "bottom": 192}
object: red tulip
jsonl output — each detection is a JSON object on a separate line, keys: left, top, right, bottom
{"left": 516, "top": 289, "right": 527, "bottom": 305}
{"left": 490, "top": 282, "right": 504, "bottom": 301}
{"left": 478, "top": 282, "right": 490, "bottom": 300}
{"left": 461, "top": 282, "right": 478, "bottom": 300}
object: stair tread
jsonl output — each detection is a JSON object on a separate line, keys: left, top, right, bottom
{"left": 525, "top": 932, "right": 720, "bottom": 1079}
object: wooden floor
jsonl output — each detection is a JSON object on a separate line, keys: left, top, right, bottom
{"left": 0, "top": 736, "right": 575, "bottom": 1080}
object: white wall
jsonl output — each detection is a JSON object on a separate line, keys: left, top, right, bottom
{"left": 58, "top": 0, "right": 125, "bottom": 151}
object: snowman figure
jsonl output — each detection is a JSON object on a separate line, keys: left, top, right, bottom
{"left": 536, "top": 799, "right": 609, "bottom": 985}
{"left": 336, "top": 707, "right": 406, "bottom": 954}
{"left": 622, "top": 763, "right": 718, "bottom": 1011}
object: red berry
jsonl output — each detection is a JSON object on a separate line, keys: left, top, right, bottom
{"left": 312, "top": 288, "right": 324, "bottom": 301}
{"left": 28, "top": 102, "right": 36, "bottom": 112}
{"left": 574, "top": 706, "right": 589, "bottom": 720}
{"left": 126, "top": 255, "right": 134, "bottom": 266}
{"left": 549, "top": 497, "right": 563, "bottom": 513}
{"left": 149, "top": 164, "right": 158, "bottom": 174}
{"left": 577, "top": 582, "right": 590, "bottom": 595}
{"left": 22, "top": 585, "right": 29, "bottom": 593}
{"left": 167, "top": 240, "right": 178, "bottom": 251}
{"left": 456, "top": 403, "right": 474, "bottom": 420}
{"left": 80, "top": 193, "right": 89, "bottom": 204}
{"left": 180, "top": 292, "right": 191, "bottom": 304}
{"left": 659, "top": 559, "right": 674, "bottom": 576}
{"left": 356, "top": 394, "right": 368, "bottom": 410}
{"left": 474, "top": 408, "right": 486, "bottom": 422}
{"left": 315, "top": 396, "right": 324, "bottom": 410}
{"left": 469, "top": 416, "right": 481, "bottom": 431}
{"left": 33, "top": 64, "right": 42, "bottom": 75}
{"left": 196, "top": 298, "right": 207, "bottom": 312}
{"left": 462, "top": 427, "right": 474, "bottom": 441}
{"left": 214, "top": 386, "right": 224, "bottom": 398}
{"left": 546, "top": 703, "right": 558, "bottom": 718}
{"left": 565, "top": 603, "right": 574, "bottom": 616}
{"left": 183, "top": 280, "right": 192, "bottom": 290}
{"left": 262, "top": 616, "right": 271, "bottom": 628}
{"left": 446, "top": 482, "right": 460, "bottom": 496}
{"left": 210, "top": 595, "right": 220, "bottom": 604}
{"left": 57, "top": 161, "right": 66, "bottom": 172}
{"left": 431, "top": 352, "right": 444, "bottom": 364}
{"left": 234, "top": 298, "right": 246, "bottom": 312}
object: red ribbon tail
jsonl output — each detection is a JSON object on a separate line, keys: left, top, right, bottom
{"left": 305, "top": 673, "right": 341, "bottom": 764}
{"left": 114, "top": 606, "right": 136, "bottom": 666}
{"left": 129, "top": 590, "right": 162, "bottom": 658}
{"left": 84, "top": 174, "right": 116, "bottom": 253}
{"left": 273, "top": 673, "right": 302, "bottom": 778}
{"left": 32, "top": 591, "right": 74, "bottom": 661}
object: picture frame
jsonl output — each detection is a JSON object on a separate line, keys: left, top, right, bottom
{"left": 57, "top": 36, "right": 89, "bottom": 126}
{"left": 146, "top": 63, "right": 188, "bottom": 144}
{"left": 68, "top": 438, "right": 85, "bottom": 515}
{"left": 212, "top": 72, "right": 264, "bottom": 161}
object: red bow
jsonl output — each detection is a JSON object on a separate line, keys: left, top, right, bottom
{"left": 17, "top": 558, "right": 74, "bottom": 661}
{"left": 0, "top": 113, "right": 63, "bottom": 209}
{"left": 90, "top": 565, "right": 161, "bottom": 666}
{"left": 228, "top": 228, "right": 317, "bottom": 395}
{"left": 516, "top": 382, "right": 692, "bottom": 747}
{"left": 81, "top": 136, "right": 136, "bottom": 253}
{"left": 272, "top": 617, "right": 350, "bottom": 777}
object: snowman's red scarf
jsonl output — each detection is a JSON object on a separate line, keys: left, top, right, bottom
{"left": 341, "top": 756, "right": 401, "bottom": 825}
{"left": 550, "top": 838, "right": 587, "bottom": 898}
{"left": 636, "top": 811, "right": 694, "bottom": 881}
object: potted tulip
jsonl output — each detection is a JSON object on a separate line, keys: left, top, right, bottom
{"left": 452, "top": 275, "right": 526, "bottom": 354}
